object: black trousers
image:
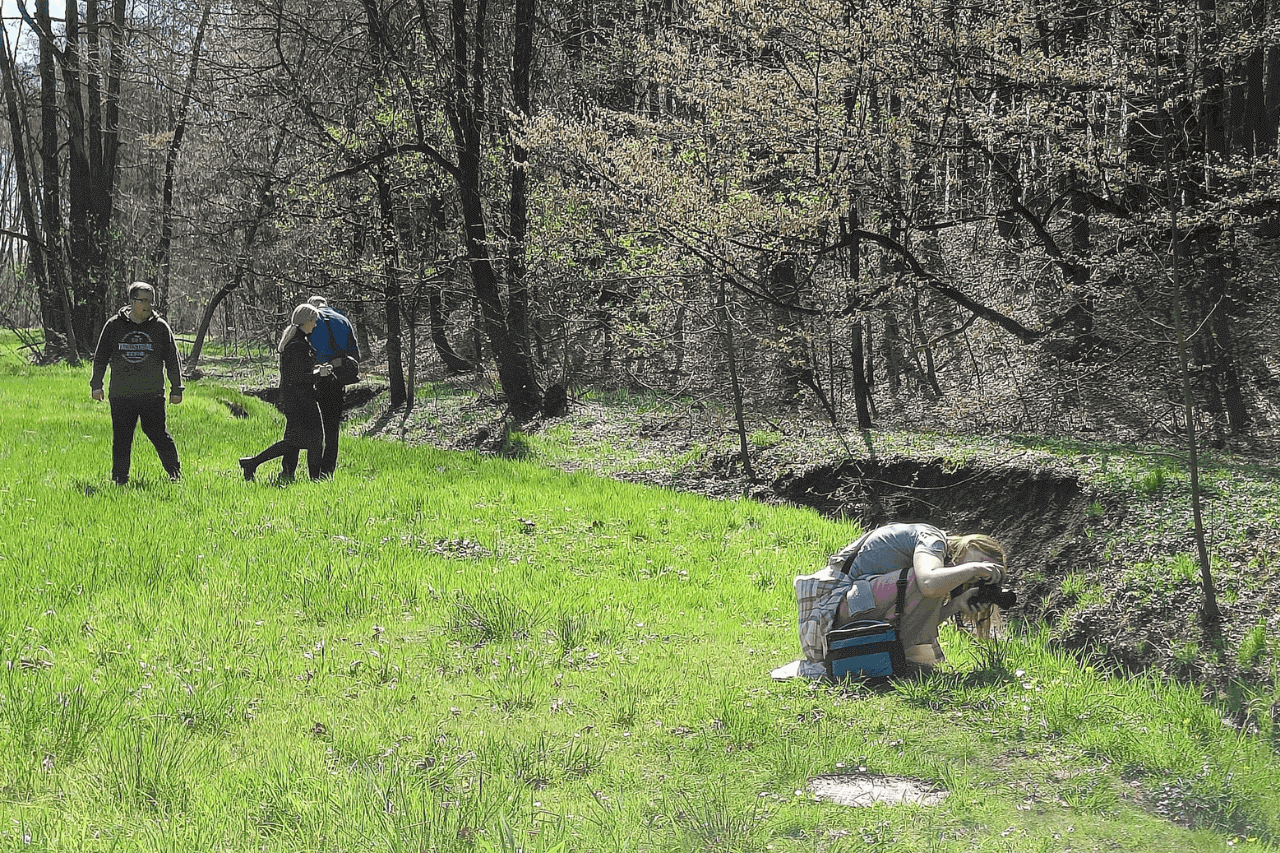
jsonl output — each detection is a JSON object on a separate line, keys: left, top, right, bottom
{"left": 315, "top": 376, "right": 345, "bottom": 476}
{"left": 244, "top": 439, "right": 322, "bottom": 481}
{"left": 110, "top": 394, "right": 180, "bottom": 483}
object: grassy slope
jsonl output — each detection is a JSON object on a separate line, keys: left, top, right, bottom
{"left": 1, "top": 344, "right": 1278, "bottom": 851}
{"left": 358, "top": 379, "right": 1280, "bottom": 693}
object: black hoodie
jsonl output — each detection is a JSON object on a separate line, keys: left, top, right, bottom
{"left": 89, "top": 307, "right": 185, "bottom": 399}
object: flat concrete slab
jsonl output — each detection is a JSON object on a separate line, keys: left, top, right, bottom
{"left": 807, "top": 773, "right": 949, "bottom": 807}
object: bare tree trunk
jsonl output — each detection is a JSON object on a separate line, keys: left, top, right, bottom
{"left": 911, "top": 289, "right": 942, "bottom": 399}
{"left": 717, "top": 275, "right": 755, "bottom": 482}
{"left": 850, "top": 315, "right": 872, "bottom": 428}
{"left": 51, "top": 0, "right": 127, "bottom": 348}
{"left": 1170, "top": 215, "right": 1221, "bottom": 637}
{"left": 424, "top": 196, "right": 472, "bottom": 372}
{"left": 187, "top": 135, "right": 286, "bottom": 370}
{"left": 189, "top": 279, "right": 242, "bottom": 370}
{"left": 0, "top": 28, "right": 50, "bottom": 346}
{"left": 768, "top": 258, "right": 805, "bottom": 409}
{"left": 882, "top": 308, "right": 903, "bottom": 395}
{"left": 406, "top": 313, "right": 417, "bottom": 409}
{"left": 61, "top": 2, "right": 94, "bottom": 343}
{"left": 1157, "top": 30, "right": 1221, "bottom": 640}
{"left": 374, "top": 166, "right": 407, "bottom": 408}
{"left": 442, "top": 0, "right": 542, "bottom": 420}
{"left": 507, "top": 0, "right": 535, "bottom": 354}
{"left": 1209, "top": 307, "right": 1249, "bottom": 436}
{"left": 672, "top": 301, "right": 687, "bottom": 380}
{"left": 35, "top": 0, "right": 76, "bottom": 361}
{"left": 348, "top": 200, "right": 373, "bottom": 359}
{"left": 427, "top": 279, "right": 473, "bottom": 373}
{"left": 1267, "top": 0, "right": 1280, "bottom": 147}
{"left": 154, "top": 0, "right": 214, "bottom": 301}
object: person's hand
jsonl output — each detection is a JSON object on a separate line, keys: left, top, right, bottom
{"left": 957, "top": 587, "right": 985, "bottom": 615}
{"left": 91, "top": 388, "right": 104, "bottom": 402}
{"left": 970, "top": 561, "right": 1003, "bottom": 584}
{"left": 170, "top": 392, "right": 183, "bottom": 405}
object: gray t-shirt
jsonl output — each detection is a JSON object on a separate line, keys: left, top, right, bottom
{"left": 831, "top": 523, "right": 950, "bottom": 653}
{"left": 829, "top": 523, "right": 947, "bottom": 578}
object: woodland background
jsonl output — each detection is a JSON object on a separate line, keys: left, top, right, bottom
{"left": 3, "top": 0, "right": 1280, "bottom": 445}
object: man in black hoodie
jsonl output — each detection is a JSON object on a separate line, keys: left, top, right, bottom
{"left": 89, "top": 282, "right": 185, "bottom": 484}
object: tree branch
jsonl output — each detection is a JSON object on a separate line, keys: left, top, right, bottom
{"left": 322, "top": 143, "right": 459, "bottom": 183}
{"left": 823, "top": 229, "right": 1045, "bottom": 343}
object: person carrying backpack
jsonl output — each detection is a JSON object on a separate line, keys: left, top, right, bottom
{"left": 306, "top": 294, "right": 361, "bottom": 477}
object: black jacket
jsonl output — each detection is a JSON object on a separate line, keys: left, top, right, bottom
{"left": 279, "top": 333, "right": 319, "bottom": 410}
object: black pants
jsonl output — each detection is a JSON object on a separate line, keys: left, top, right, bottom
{"left": 315, "top": 376, "right": 345, "bottom": 476}
{"left": 244, "top": 439, "right": 322, "bottom": 481}
{"left": 110, "top": 394, "right": 180, "bottom": 483}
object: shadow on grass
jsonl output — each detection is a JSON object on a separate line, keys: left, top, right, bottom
{"left": 72, "top": 475, "right": 180, "bottom": 495}
{"left": 358, "top": 400, "right": 408, "bottom": 438}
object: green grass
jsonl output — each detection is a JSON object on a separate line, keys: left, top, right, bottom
{"left": 2, "top": 337, "right": 1280, "bottom": 851}
{"left": 1239, "top": 622, "right": 1270, "bottom": 668}
{"left": 748, "top": 429, "right": 782, "bottom": 449}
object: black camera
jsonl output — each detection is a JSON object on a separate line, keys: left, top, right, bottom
{"left": 969, "top": 582, "right": 1017, "bottom": 609}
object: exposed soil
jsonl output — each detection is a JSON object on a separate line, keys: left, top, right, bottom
{"left": 807, "top": 773, "right": 949, "bottom": 807}
{"left": 770, "top": 457, "right": 1093, "bottom": 589}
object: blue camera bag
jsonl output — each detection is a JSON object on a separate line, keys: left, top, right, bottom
{"left": 824, "top": 564, "right": 911, "bottom": 680}
{"left": 825, "top": 620, "right": 906, "bottom": 679}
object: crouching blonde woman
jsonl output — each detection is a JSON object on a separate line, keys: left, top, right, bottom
{"left": 829, "top": 523, "right": 1008, "bottom": 669}
{"left": 239, "top": 304, "right": 334, "bottom": 481}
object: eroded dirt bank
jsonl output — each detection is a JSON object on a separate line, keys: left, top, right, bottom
{"left": 771, "top": 457, "right": 1093, "bottom": 583}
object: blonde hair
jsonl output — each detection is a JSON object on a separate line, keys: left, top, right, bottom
{"left": 277, "top": 303, "right": 320, "bottom": 353}
{"left": 946, "top": 533, "right": 1005, "bottom": 567}
{"left": 946, "top": 533, "right": 1008, "bottom": 641}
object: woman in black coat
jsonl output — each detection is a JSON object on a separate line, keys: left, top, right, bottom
{"left": 239, "top": 304, "right": 334, "bottom": 481}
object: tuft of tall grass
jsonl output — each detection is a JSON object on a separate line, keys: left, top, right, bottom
{"left": 1239, "top": 621, "right": 1269, "bottom": 668}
